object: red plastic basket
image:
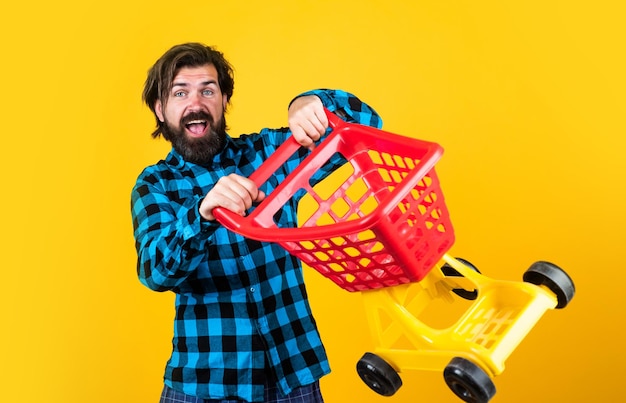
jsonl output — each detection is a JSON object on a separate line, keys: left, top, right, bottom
{"left": 214, "top": 109, "right": 455, "bottom": 291}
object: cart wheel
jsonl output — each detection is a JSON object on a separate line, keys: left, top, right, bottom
{"left": 443, "top": 357, "right": 496, "bottom": 403}
{"left": 441, "top": 257, "right": 480, "bottom": 300}
{"left": 356, "top": 352, "right": 402, "bottom": 396}
{"left": 523, "top": 261, "right": 575, "bottom": 309}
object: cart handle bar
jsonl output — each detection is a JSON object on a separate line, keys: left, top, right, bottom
{"left": 246, "top": 107, "right": 343, "bottom": 187}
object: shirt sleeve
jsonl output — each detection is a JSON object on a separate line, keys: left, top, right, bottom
{"left": 131, "top": 175, "right": 214, "bottom": 292}
{"left": 290, "top": 89, "right": 383, "bottom": 129}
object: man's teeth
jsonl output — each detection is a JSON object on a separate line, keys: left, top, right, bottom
{"left": 187, "top": 120, "right": 206, "bottom": 125}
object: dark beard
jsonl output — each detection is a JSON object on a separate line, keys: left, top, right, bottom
{"left": 162, "top": 111, "right": 227, "bottom": 166}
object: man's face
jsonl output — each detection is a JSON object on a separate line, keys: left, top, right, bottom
{"left": 155, "top": 64, "right": 228, "bottom": 165}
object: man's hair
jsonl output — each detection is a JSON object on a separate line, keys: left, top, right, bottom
{"left": 142, "top": 42, "right": 235, "bottom": 138}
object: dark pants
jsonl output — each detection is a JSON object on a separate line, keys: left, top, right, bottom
{"left": 159, "top": 381, "right": 324, "bottom": 403}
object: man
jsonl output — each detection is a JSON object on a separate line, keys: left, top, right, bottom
{"left": 131, "top": 42, "right": 382, "bottom": 403}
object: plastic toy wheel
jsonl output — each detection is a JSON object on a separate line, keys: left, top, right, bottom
{"left": 523, "top": 261, "right": 575, "bottom": 309}
{"left": 441, "top": 257, "right": 480, "bottom": 300}
{"left": 443, "top": 357, "right": 496, "bottom": 403}
{"left": 356, "top": 352, "right": 402, "bottom": 396}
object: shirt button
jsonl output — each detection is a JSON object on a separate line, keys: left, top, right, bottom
{"left": 250, "top": 287, "right": 255, "bottom": 293}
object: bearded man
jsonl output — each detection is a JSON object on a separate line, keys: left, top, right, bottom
{"left": 131, "top": 42, "right": 382, "bottom": 403}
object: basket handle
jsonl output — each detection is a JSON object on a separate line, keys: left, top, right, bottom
{"left": 212, "top": 108, "right": 342, "bottom": 235}
{"left": 246, "top": 107, "right": 342, "bottom": 187}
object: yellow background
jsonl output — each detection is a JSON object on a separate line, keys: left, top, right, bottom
{"left": 1, "top": 1, "right": 624, "bottom": 402}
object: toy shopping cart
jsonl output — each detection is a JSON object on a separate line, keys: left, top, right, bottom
{"left": 213, "top": 109, "right": 575, "bottom": 403}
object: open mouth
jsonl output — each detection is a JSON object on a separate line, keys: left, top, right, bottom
{"left": 185, "top": 119, "right": 208, "bottom": 137}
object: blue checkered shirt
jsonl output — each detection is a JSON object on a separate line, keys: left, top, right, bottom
{"left": 131, "top": 89, "right": 382, "bottom": 402}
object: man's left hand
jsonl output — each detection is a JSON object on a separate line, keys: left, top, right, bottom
{"left": 287, "top": 95, "right": 329, "bottom": 150}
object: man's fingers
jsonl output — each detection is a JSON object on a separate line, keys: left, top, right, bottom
{"left": 199, "top": 174, "right": 263, "bottom": 220}
{"left": 313, "top": 106, "right": 329, "bottom": 132}
{"left": 220, "top": 174, "right": 262, "bottom": 209}
{"left": 288, "top": 95, "right": 328, "bottom": 147}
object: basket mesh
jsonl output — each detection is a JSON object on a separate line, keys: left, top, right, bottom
{"left": 283, "top": 149, "right": 454, "bottom": 292}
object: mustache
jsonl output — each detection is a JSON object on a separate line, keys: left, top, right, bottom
{"left": 181, "top": 111, "right": 214, "bottom": 126}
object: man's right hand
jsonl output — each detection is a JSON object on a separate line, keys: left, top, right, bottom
{"left": 199, "top": 174, "right": 266, "bottom": 221}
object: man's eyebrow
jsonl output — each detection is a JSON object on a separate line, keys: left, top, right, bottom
{"left": 172, "top": 79, "right": 218, "bottom": 88}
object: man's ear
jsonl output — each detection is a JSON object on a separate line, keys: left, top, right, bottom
{"left": 155, "top": 100, "right": 164, "bottom": 122}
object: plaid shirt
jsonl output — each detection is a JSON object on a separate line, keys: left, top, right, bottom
{"left": 131, "top": 89, "right": 382, "bottom": 402}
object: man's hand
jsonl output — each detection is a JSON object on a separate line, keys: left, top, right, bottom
{"left": 288, "top": 95, "right": 329, "bottom": 150}
{"left": 199, "top": 174, "right": 266, "bottom": 221}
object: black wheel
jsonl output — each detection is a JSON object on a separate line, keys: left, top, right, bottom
{"left": 441, "top": 257, "right": 481, "bottom": 300}
{"left": 523, "top": 261, "right": 575, "bottom": 309}
{"left": 443, "top": 357, "right": 496, "bottom": 403}
{"left": 356, "top": 352, "right": 402, "bottom": 396}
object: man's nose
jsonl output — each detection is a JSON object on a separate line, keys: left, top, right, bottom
{"left": 188, "top": 91, "right": 204, "bottom": 109}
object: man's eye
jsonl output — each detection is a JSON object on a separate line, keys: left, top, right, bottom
{"left": 202, "top": 89, "right": 214, "bottom": 96}
{"left": 174, "top": 91, "right": 186, "bottom": 97}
